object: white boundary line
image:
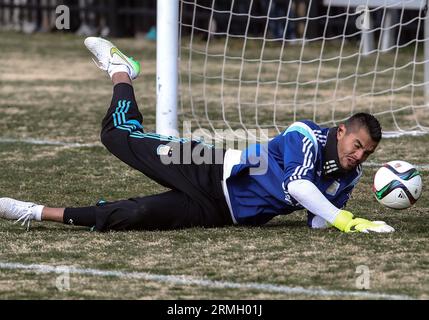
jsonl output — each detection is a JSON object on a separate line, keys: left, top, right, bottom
{"left": 0, "top": 262, "right": 412, "bottom": 300}
{"left": 364, "top": 161, "right": 429, "bottom": 170}
{"left": 1, "top": 137, "right": 429, "bottom": 170}
{"left": 0, "top": 138, "right": 101, "bottom": 148}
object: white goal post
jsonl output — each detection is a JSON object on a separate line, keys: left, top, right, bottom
{"left": 157, "top": 0, "right": 429, "bottom": 139}
{"left": 156, "top": 0, "right": 180, "bottom": 136}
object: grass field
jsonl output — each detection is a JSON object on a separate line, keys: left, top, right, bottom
{"left": 0, "top": 31, "right": 428, "bottom": 300}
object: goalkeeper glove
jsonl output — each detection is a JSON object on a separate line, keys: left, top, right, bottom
{"left": 332, "top": 210, "right": 395, "bottom": 233}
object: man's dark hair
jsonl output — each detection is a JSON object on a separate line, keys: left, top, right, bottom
{"left": 344, "top": 113, "right": 382, "bottom": 142}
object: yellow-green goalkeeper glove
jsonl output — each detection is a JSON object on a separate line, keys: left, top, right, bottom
{"left": 332, "top": 210, "right": 395, "bottom": 233}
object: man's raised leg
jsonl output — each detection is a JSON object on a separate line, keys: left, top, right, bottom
{"left": 0, "top": 38, "right": 142, "bottom": 230}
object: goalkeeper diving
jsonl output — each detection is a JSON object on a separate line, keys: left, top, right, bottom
{"left": 0, "top": 37, "right": 394, "bottom": 234}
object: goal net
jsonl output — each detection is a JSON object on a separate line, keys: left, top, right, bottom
{"left": 178, "top": 0, "right": 429, "bottom": 140}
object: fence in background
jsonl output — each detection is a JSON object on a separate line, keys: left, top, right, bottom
{"left": 0, "top": 0, "right": 423, "bottom": 43}
{"left": 0, "top": 0, "right": 156, "bottom": 37}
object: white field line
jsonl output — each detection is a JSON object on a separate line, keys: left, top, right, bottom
{"left": 0, "top": 138, "right": 102, "bottom": 148}
{"left": 364, "top": 161, "right": 429, "bottom": 170}
{"left": 0, "top": 262, "right": 413, "bottom": 300}
{"left": 1, "top": 137, "right": 429, "bottom": 170}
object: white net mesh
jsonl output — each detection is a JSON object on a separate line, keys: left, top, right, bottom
{"left": 179, "top": 0, "right": 429, "bottom": 139}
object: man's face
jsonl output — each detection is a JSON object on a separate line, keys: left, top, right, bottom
{"left": 336, "top": 124, "right": 378, "bottom": 170}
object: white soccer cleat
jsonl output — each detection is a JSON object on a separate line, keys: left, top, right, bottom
{"left": 0, "top": 197, "right": 43, "bottom": 231}
{"left": 84, "top": 37, "right": 141, "bottom": 80}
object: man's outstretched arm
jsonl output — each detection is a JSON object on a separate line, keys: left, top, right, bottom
{"left": 288, "top": 179, "right": 395, "bottom": 233}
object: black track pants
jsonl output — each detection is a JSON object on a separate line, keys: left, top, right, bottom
{"left": 64, "top": 83, "right": 232, "bottom": 231}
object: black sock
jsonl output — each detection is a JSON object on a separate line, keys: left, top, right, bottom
{"left": 63, "top": 207, "right": 96, "bottom": 227}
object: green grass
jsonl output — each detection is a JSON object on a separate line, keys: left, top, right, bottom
{"left": 0, "top": 31, "right": 428, "bottom": 299}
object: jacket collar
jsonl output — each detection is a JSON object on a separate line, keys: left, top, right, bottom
{"left": 322, "top": 127, "right": 349, "bottom": 179}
